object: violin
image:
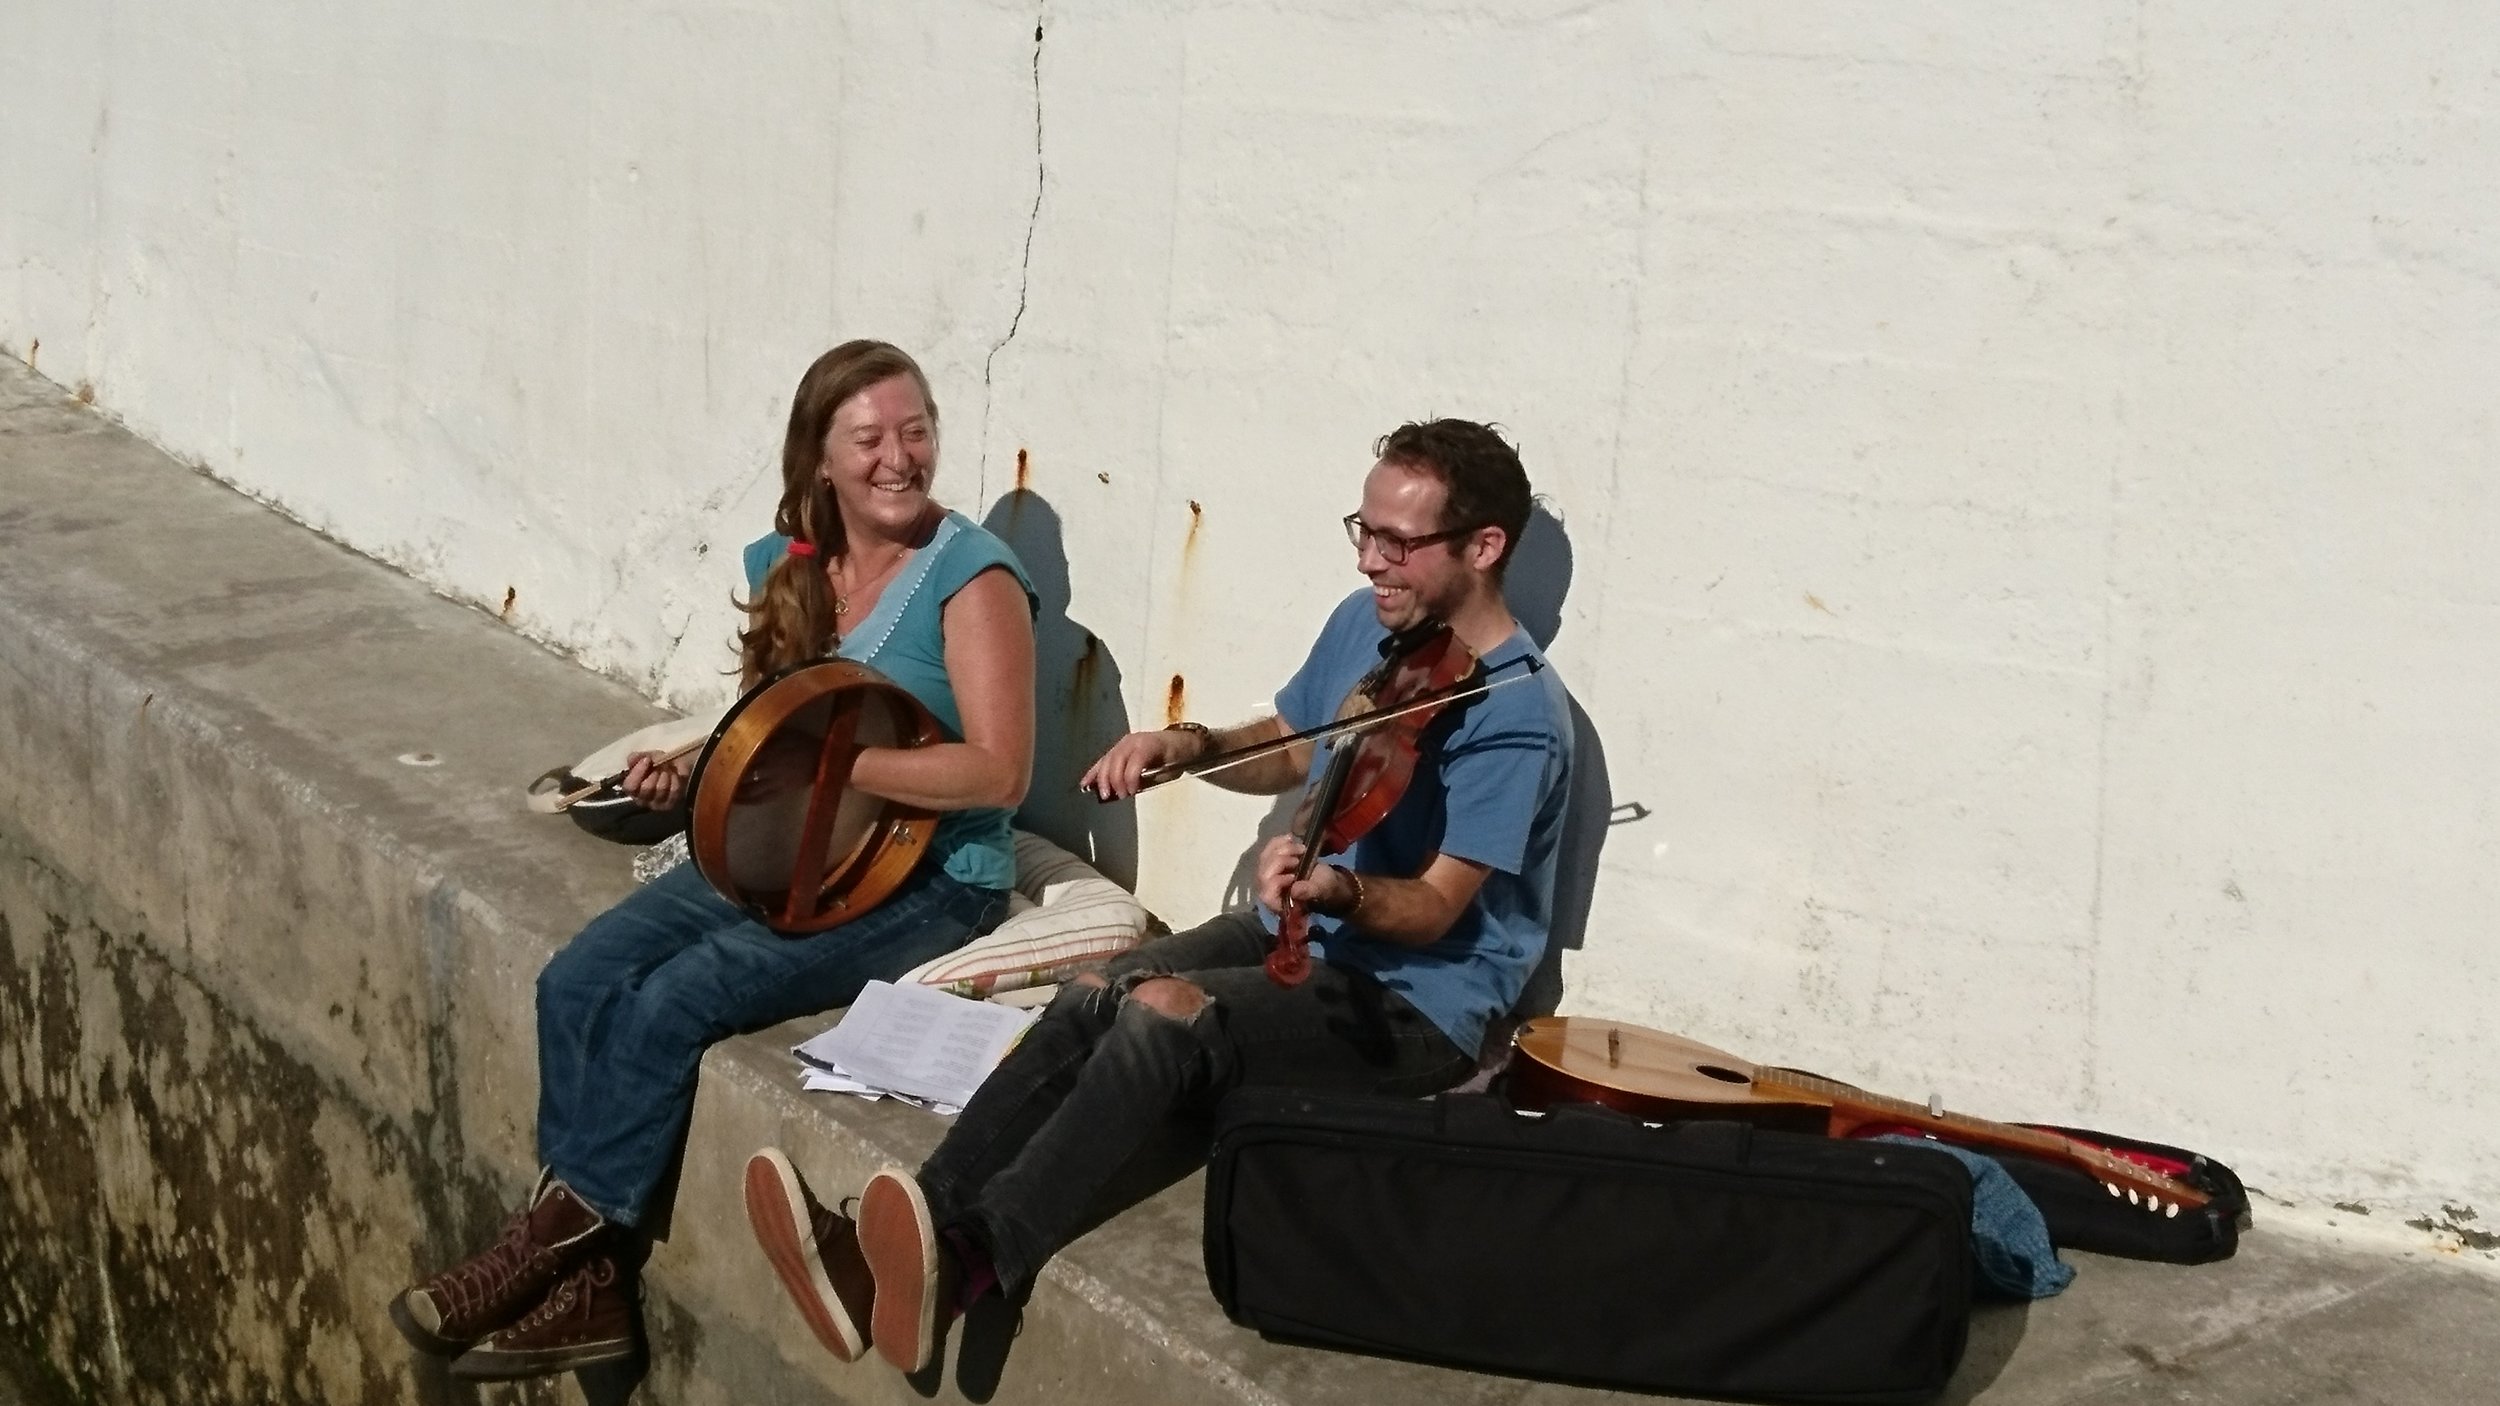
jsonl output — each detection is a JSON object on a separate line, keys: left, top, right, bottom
{"left": 1093, "top": 622, "right": 1543, "bottom": 984}
{"left": 1265, "top": 621, "right": 1481, "bottom": 986}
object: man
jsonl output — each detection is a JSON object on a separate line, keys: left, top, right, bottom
{"left": 742, "top": 418, "right": 1574, "bottom": 1374}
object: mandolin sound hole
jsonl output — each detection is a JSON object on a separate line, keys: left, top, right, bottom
{"left": 1696, "top": 1064, "right": 1750, "bottom": 1085}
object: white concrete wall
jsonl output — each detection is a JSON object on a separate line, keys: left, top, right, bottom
{"left": 7, "top": 0, "right": 2497, "bottom": 1235}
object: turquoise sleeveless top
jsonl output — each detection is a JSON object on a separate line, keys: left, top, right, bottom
{"left": 742, "top": 512, "right": 1037, "bottom": 891}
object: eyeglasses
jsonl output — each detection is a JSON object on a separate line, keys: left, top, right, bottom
{"left": 1342, "top": 514, "right": 1477, "bottom": 565}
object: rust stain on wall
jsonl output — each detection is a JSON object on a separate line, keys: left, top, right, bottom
{"left": 499, "top": 587, "right": 517, "bottom": 621}
{"left": 1165, "top": 673, "right": 1187, "bottom": 726}
{"left": 1177, "top": 501, "right": 1206, "bottom": 597}
{"left": 1016, "top": 447, "right": 1030, "bottom": 491}
{"left": 73, "top": 381, "right": 94, "bottom": 405}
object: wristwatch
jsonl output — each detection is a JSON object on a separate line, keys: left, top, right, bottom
{"left": 1164, "top": 720, "right": 1214, "bottom": 759}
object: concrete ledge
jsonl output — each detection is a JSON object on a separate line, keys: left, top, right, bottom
{"left": 5, "top": 359, "right": 2498, "bottom": 1406}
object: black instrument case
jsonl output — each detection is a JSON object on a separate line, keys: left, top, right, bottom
{"left": 1204, "top": 1090, "right": 1975, "bottom": 1403}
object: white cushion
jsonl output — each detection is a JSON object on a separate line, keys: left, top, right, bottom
{"left": 900, "top": 830, "right": 1152, "bottom": 999}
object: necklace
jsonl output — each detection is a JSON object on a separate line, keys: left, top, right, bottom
{"left": 829, "top": 545, "right": 910, "bottom": 625}
{"left": 825, "top": 506, "right": 937, "bottom": 628}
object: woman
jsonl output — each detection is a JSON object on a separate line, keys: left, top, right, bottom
{"left": 387, "top": 340, "right": 1037, "bottom": 1381}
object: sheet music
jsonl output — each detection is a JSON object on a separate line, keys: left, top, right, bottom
{"left": 796, "top": 1065, "right": 964, "bottom": 1116}
{"left": 793, "top": 980, "right": 1038, "bottom": 1111}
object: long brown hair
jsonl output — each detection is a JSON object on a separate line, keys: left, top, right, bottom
{"left": 734, "top": 341, "right": 939, "bottom": 684}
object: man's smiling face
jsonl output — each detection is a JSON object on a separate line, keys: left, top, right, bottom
{"left": 1352, "top": 457, "right": 1472, "bottom": 633}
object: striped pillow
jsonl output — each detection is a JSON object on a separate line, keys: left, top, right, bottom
{"left": 902, "top": 830, "right": 1151, "bottom": 999}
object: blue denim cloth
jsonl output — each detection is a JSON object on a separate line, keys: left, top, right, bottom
{"left": 536, "top": 860, "right": 1006, "bottom": 1226}
{"left": 1872, "top": 1135, "right": 2076, "bottom": 1299}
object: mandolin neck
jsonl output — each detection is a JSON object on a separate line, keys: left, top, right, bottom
{"left": 1762, "top": 1066, "right": 2106, "bottom": 1163}
{"left": 1754, "top": 1065, "right": 2209, "bottom": 1209}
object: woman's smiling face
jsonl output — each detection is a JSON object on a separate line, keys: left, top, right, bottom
{"left": 819, "top": 373, "right": 938, "bottom": 541}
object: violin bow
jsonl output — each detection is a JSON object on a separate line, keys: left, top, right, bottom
{"left": 1091, "top": 653, "right": 1544, "bottom": 799}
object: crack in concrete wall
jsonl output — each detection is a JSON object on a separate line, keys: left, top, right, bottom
{"left": 980, "top": 9, "right": 1051, "bottom": 504}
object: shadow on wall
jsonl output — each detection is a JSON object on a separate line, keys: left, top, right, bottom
{"left": 1211, "top": 502, "right": 1626, "bottom": 1018}
{"left": 1223, "top": 794, "right": 1301, "bottom": 915}
{"left": 985, "top": 490, "right": 1140, "bottom": 889}
{"left": 1509, "top": 502, "right": 1618, "bottom": 1019}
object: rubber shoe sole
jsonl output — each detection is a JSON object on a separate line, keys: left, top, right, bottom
{"left": 387, "top": 1290, "right": 470, "bottom": 1357}
{"left": 745, "top": 1149, "right": 868, "bottom": 1363}
{"left": 859, "top": 1168, "right": 940, "bottom": 1373}
{"left": 448, "top": 1332, "right": 635, "bottom": 1381}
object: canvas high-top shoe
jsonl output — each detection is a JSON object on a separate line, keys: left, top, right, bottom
{"left": 449, "top": 1253, "right": 639, "bottom": 1381}
{"left": 745, "top": 1148, "right": 876, "bottom": 1363}
{"left": 389, "top": 1172, "right": 607, "bottom": 1355}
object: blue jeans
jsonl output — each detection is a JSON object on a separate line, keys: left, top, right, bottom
{"left": 919, "top": 911, "right": 1473, "bottom": 1295}
{"left": 536, "top": 860, "right": 1007, "bottom": 1227}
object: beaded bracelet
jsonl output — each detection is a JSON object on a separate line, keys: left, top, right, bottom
{"left": 1332, "top": 864, "right": 1366, "bottom": 921}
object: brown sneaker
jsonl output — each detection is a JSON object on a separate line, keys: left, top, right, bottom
{"left": 858, "top": 1167, "right": 953, "bottom": 1373}
{"left": 449, "top": 1254, "right": 638, "bottom": 1381}
{"left": 389, "top": 1172, "right": 607, "bottom": 1355}
{"left": 745, "top": 1149, "right": 874, "bottom": 1363}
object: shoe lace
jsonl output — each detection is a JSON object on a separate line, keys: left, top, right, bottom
{"left": 810, "top": 1196, "right": 861, "bottom": 1245}
{"left": 433, "top": 1214, "right": 536, "bottom": 1320}
{"left": 513, "top": 1258, "right": 616, "bottom": 1333}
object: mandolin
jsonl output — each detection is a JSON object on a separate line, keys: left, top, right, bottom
{"left": 1507, "top": 1015, "right": 2210, "bottom": 1217}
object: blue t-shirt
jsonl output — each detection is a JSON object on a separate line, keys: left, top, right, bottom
{"left": 742, "top": 512, "right": 1037, "bottom": 891}
{"left": 1270, "top": 589, "right": 1574, "bottom": 1059}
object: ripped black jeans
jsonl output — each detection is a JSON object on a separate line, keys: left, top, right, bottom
{"left": 916, "top": 910, "right": 1473, "bottom": 1296}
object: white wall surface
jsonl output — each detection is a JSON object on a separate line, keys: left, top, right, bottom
{"left": 7, "top": 0, "right": 2497, "bottom": 1237}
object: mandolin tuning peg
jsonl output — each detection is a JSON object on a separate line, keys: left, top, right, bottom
{"left": 2166, "top": 1202, "right": 2180, "bottom": 1219}
{"left": 2145, "top": 1196, "right": 2163, "bottom": 1213}
{"left": 2106, "top": 1182, "right": 2122, "bottom": 1198}
{"left": 2127, "top": 1189, "right": 2141, "bottom": 1206}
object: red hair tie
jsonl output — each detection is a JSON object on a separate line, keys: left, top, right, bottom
{"left": 786, "top": 540, "right": 818, "bottom": 558}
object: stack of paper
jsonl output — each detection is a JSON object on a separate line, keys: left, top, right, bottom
{"left": 793, "top": 980, "right": 1039, "bottom": 1116}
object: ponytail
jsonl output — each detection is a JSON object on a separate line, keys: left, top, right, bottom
{"left": 736, "top": 481, "right": 845, "bottom": 684}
